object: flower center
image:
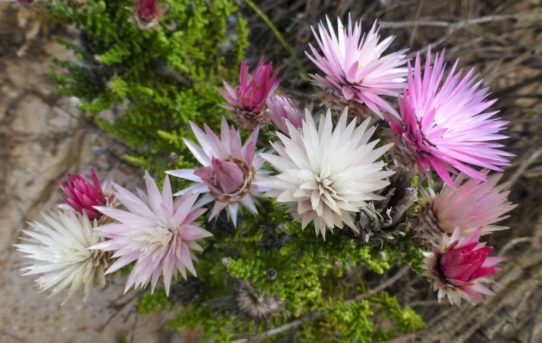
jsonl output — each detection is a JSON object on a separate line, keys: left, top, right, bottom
{"left": 139, "top": 223, "right": 175, "bottom": 254}
{"left": 311, "top": 173, "right": 345, "bottom": 215}
{"left": 90, "top": 249, "right": 111, "bottom": 269}
{"left": 405, "top": 121, "right": 427, "bottom": 152}
{"left": 211, "top": 158, "right": 255, "bottom": 203}
{"left": 315, "top": 175, "right": 336, "bottom": 197}
{"left": 435, "top": 254, "right": 453, "bottom": 285}
{"left": 154, "top": 223, "right": 174, "bottom": 243}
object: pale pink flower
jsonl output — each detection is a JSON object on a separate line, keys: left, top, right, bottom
{"left": 424, "top": 228, "right": 501, "bottom": 305}
{"left": 390, "top": 49, "right": 511, "bottom": 187}
{"left": 267, "top": 94, "right": 303, "bottom": 133}
{"left": 306, "top": 16, "right": 407, "bottom": 119}
{"left": 167, "top": 117, "right": 265, "bottom": 226}
{"left": 60, "top": 168, "right": 113, "bottom": 220}
{"left": 91, "top": 172, "right": 211, "bottom": 295}
{"left": 218, "top": 59, "right": 280, "bottom": 126}
{"left": 421, "top": 173, "right": 515, "bottom": 238}
{"left": 258, "top": 108, "right": 393, "bottom": 238}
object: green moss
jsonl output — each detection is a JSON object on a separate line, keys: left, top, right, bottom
{"left": 138, "top": 288, "right": 175, "bottom": 314}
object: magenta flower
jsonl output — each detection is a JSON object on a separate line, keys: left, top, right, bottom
{"left": 167, "top": 117, "right": 266, "bottom": 226}
{"left": 218, "top": 59, "right": 280, "bottom": 126}
{"left": 60, "top": 168, "right": 112, "bottom": 221}
{"left": 424, "top": 228, "right": 501, "bottom": 305}
{"left": 421, "top": 173, "right": 515, "bottom": 238}
{"left": 134, "top": 0, "right": 163, "bottom": 29}
{"left": 390, "top": 50, "right": 511, "bottom": 187}
{"left": 306, "top": 17, "right": 407, "bottom": 118}
{"left": 91, "top": 172, "right": 211, "bottom": 295}
{"left": 267, "top": 94, "right": 303, "bottom": 133}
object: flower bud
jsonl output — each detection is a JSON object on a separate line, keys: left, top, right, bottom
{"left": 134, "top": 0, "right": 163, "bottom": 30}
{"left": 424, "top": 228, "right": 501, "bottom": 305}
{"left": 60, "top": 168, "right": 112, "bottom": 220}
{"left": 212, "top": 158, "right": 246, "bottom": 194}
{"left": 195, "top": 157, "right": 252, "bottom": 201}
{"left": 267, "top": 95, "right": 303, "bottom": 133}
{"left": 218, "top": 59, "right": 279, "bottom": 126}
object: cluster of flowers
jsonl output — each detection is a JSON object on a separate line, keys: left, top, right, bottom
{"left": 17, "top": 15, "right": 514, "bottom": 306}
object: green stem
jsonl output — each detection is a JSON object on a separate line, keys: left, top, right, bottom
{"left": 244, "top": 0, "right": 308, "bottom": 80}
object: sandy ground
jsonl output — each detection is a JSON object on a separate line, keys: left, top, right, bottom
{"left": 0, "top": 12, "right": 168, "bottom": 343}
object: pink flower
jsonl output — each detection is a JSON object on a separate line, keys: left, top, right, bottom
{"left": 134, "top": 0, "right": 163, "bottom": 29}
{"left": 424, "top": 228, "right": 501, "bottom": 305}
{"left": 167, "top": 117, "right": 266, "bottom": 226}
{"left": 390, "top": 49, "right": 511, "bottom": 187}
{"left": 306, "top": 17, "right": 407, "bottom": 119}
{"left": 218, "top": 59, "right": 280, "bottom": 126}
{"left": 60, "top": 168, "right": 112, "bottom": 220}
{"left": 91, "top": 172, "right": 211, "bottom": 295}
{"left": 267, "top": 95, "right": 303, "bottom": 133}
{"left": 421, "top": 173, "right": 515, "bottom": 238}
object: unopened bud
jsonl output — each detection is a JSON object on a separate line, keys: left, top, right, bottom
{"left": 266, "top": 268, "right": 277, "bottom": 281}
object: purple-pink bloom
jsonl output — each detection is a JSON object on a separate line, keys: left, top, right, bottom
{"left": 421, "top": 173, "right": 515, "bottom": 238}
{"left": 390, "top": 49, "right": 511, "bottom": 187}
{"left": 91, "top": 172, "right": 211, "bottom": 295}
{"left": 136, "top": 0, "right": 159, "bottom": 21}
{"left": 167, "top": 117, "right": 266, "bottom": 226}
{"left": 134, "top": 0, "right": 163, "bottom": 29}
{"left": 218, "top": 59, "right": 280, "bottom": 126}
{"left": 60, "top": 168, "right": 112, "bottom": 220}
{"left": 424, "top": 228, "right": 501, "bottom": 305}
{"left": 267, "top": 95, "right": 303, "bottom": 133}
{"left": 306, "top": 17, "right": 407, "bottom": 119}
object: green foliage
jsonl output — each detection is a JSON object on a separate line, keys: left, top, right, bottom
{"left": 48, "top": 1, "right": 426, "bottom": 342}
{"left": 136, "top": 203, "right": 424, "bottom": 342}
{"left": 138, "top": 288, "right": 175, "bottom": 314}
{"left": 224, "top": 220, "right": 395, "bottom": 317}
{"left": 373, "top": 291, "right": 425, "bottom": 335}
{"left": 320, "top": 300, "right": 375, "bottom": 342}
{"left": 300, "top": 292, "right": 424, "bottom": 343}
{"left": 49, "top": 0, "right": 246, "bottom": 174}
{"left": 166, "top": 306, "right": 244, "bottom": 343}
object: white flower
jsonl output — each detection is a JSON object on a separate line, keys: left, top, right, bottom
{"left": 259, "top": 108, "right": 393, "bottom": 238}
{"left": 15, "top": 210, "right": 109, "bottom": 303}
